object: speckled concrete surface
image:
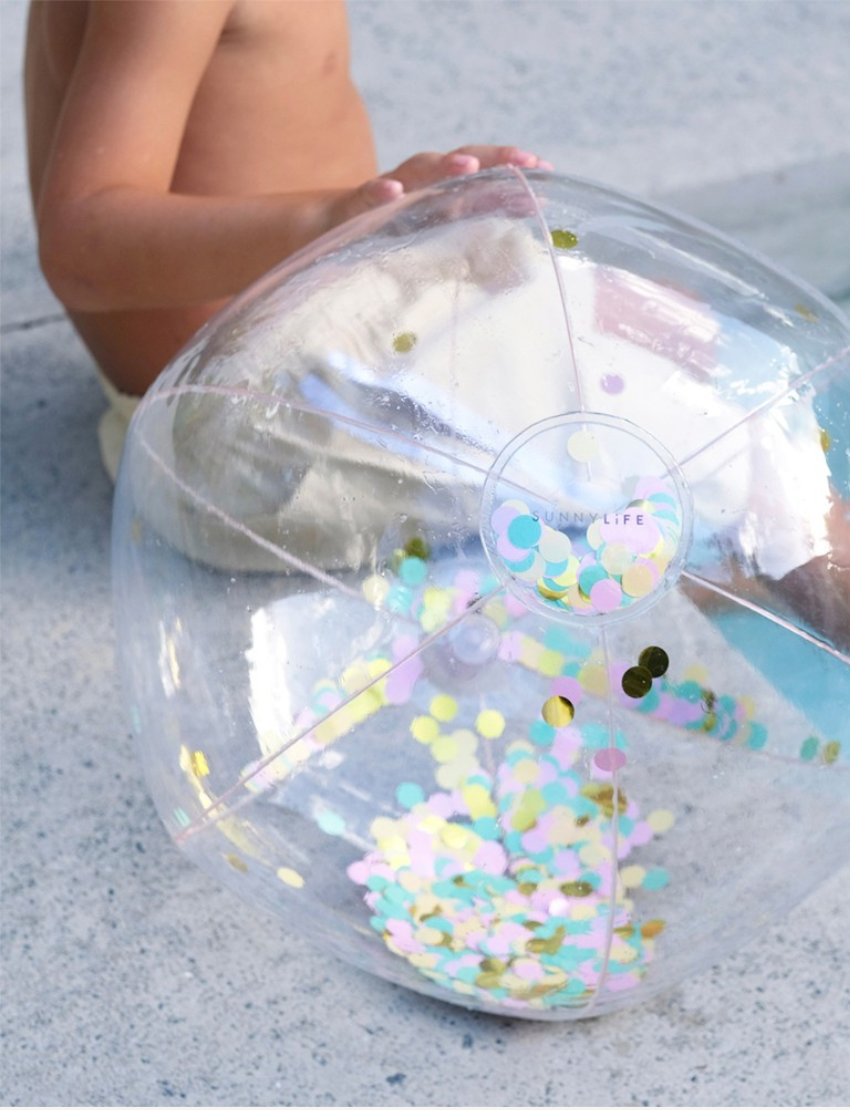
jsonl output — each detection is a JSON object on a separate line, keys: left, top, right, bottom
{"left": 2, "top": 2, "right": 849, "bottom": 1106}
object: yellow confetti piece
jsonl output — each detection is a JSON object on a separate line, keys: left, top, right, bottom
{"left": 548, "top": 807, "right": 580, "bottom": 843}
{"left": 276, "top": 867, "right": 305, "bottom": 888}
{"left": 819, "top": 427, "right": 831, "bottom": 452}
{"left": 392, "top": 331, "right": 417, "bottom": 353}
{"left": 348, "top": 687, "right": 384, "bottom": 722}
{"left": 415, "top": 925, "right": 446, "bottom": 946}
{"left": 740, "top": 695, "right": 757, "bottom": 719}
{"left": 462, "top": 783, "right": 497, "bottom": 820}
{"left": 423, "top": 586, "right": 451, "bottom": 611}
{"left": 313, "top": 715, "right": 344, "bottom": 746}
{"left": 370, "top": 816, "right": 398, "bottom": 841}
{"left": 683, "top": 662, "right": 710, "bottom": 686}
{"left": 430, "top": 694, "right": 458, "bottom": 722}
{"left": 367, "top": 656, "right": 391, "bottom": 679}
{"left": 408, "top": 950, "right": 443, "bottom": 967}
{"left": 571, "top": 902, "right": 597, "bottom": 921}
{"left": 225, "top": 853, "right": 248, "bottom": 873}
{"left": 410, "top": 715, "right": 440, "bottom": 743}
{"left": 417, "top": 814, "right": 445, "bottom": 834}
{"left": 601, "top": 543, "right": 633, "bottom": 576}
{"left": 579, "top": 842, "right": 608, "bottom": 867}
{"left": 435, "top": 755, "right": 479, "bottom": 790}
{"left": 610, "top": 942, "right": 639, "bottom": 965}
{"left": 340, "top": 662, "right": 372, "bottom": 694}
{"left": 537, "top": 579, "right": 568, "bottom": 601}
{"left": 452, "top": 728, "right": 479, "bottom": 756}
{"left": 441, "top": 823, "right": 476, "bottom": 851}
{"left": 518, "top": 636, "right": 544, "bottom": 669}
{"left": 513, "top": 759, "right": 540, "bottom": 785}
{"left": 431, "top": 734, "right": 460, "bottom": 763}
{"left": 538, "top": 648, "right": 563, "bottom": 677}
{"left": 566, "top": 583, "right": 594, "bottom": 611}
{"left": 538, "top": 527, "right": 572, "bottom": 563}
{"left": 398, "top": 871, "right": 422, "bottom": 893}
{"left": 586, "top": 519, "right": 605, "bottom": 550}
{"left": 578, "top": 663, "right": 608, "bottom": 697}
{"left": 189, "top": 749, "right": 210, "bottom": 778}
{"left": 567, "top": 429, "right": 598, "bottom": 462}
{"left": 362, "top": 574, "right": 390, "bottom": 605}
{"left": 378, "top": 835, "right": 408, "bottom": 857}
{"left": 476, "top": 709, "right": 506, "bottom": 739}
{"left": 511, "top": 788, "right": 546, "bottom": 831}
{"left": 647, "top": 809, "right": 675, "bottom": 834}
{"left": 621, "top": 562, "right": 655, "bottom": 598}
{"left": 620, "top": 865, "right": 646, "bottom": 888}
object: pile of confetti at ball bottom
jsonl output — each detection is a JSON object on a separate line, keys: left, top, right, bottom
{"left": 230, "top": 552, "right": 796, "bottom": 1013}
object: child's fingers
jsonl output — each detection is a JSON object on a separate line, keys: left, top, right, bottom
{"left": 450, "top": 145, "right": 551, "bottom": 170}
{"left": 333, "top": 146, "right": 554, "bottom": 227}
{"left": 384, "top": 147, "right": 552, "bottom": 191}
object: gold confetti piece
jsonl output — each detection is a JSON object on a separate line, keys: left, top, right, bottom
{"left": 819, "top": 427, "right": 831, "bottom": 452}
{"left": 794, "top": 303, "right": 818, "bottom": 321}
{"left": 622, "top": 665, "right": 653, "bottom": 699}
{"left": 189, "top": 749, "right": 210, "bottom": 778}
{"left": 537, "top": 579, "right": 569, "bottom": 601}
{"left": 551, "top": 229, "right": 579, "bottom": 249}
{"left": 403, "top": 535, "right": 431, "bottom": 560}
{"left": 276, "top": 867, "right": 305, "bottom": 888}
{"left": 541, "top": 694, "right": 575, "bottom": 728}
{"left": 823, "top": 740, "right": 841, "bottom": 764}
{"left": 392, "top": 331, "right": 417, "bottom": 353}
{"left": 527, "top": 926, "right": 567, "bottom": 955}
{"left": 638, "top": 645, "right": 669, "bottom": 678}
{"left": 581, "top": 782, "right": 629, "bottom": 817}
{"left": 560, "top": 880, "right": 595, "bottom": 898}
{"left": 640, "top": 919, "right": 666, "bottom": 939}
{"left": 225, "top": 853, "right": 248, "bottom": 873}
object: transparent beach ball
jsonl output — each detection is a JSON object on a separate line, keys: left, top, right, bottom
{"left": 113, "top": 170, "right": 850, "bottom": 1019}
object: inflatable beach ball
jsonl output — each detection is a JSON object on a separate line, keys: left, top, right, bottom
{"left": 113, "top": 170, "right": 850, "bottom": 1019}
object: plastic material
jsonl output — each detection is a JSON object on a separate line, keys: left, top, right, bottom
{"left": 113, "top": 170, "right": 850, "bottom": 1019}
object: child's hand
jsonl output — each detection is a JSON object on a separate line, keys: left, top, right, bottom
{"left": 329, "top": 146, "right": 553, "bottom": 226}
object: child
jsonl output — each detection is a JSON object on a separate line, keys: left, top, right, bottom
{"left": 24, "top": 0, "right": 551, "bottom": 397}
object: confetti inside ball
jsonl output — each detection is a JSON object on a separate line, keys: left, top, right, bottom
{"left": 113, "top": 170, "right": 850, "bottom": 1020}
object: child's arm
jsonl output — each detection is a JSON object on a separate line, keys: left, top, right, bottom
{"left": 34, "top": 0, "right": 548, "bottom": 314}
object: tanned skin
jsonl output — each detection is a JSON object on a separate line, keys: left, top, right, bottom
{"left": 25, "top": 0, "right": 551, "bottom": 394}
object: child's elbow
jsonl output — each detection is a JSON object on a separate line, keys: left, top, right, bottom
{"left": 37, "top": 212, "right": 114, "bottom": 313}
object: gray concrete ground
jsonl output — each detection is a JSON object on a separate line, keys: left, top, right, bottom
{"left": 2, "top": 1, "right": 849, "bottom": 1106}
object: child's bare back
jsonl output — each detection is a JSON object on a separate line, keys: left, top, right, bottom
{"left": 25, "top": 0, "right": 549, "bottom": 395}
